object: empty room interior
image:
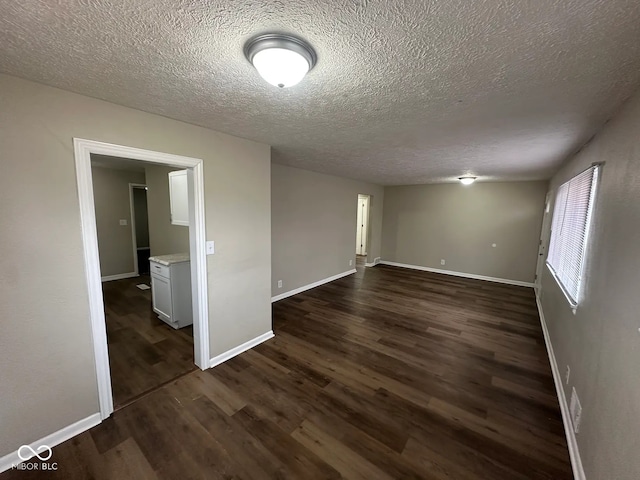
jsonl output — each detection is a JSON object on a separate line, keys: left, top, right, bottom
{"left": 1, "top": 2, "right": 639, "bottom": 479}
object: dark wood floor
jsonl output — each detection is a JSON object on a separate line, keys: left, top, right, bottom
{"left": 102, "top": 275, "right": 195, "bottom": 409}
{"left": 3, "top": 265, "right": 571, "bottom": 479}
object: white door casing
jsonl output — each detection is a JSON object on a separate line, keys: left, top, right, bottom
{"left": 74, "top": 138, "right": 210, "bottom": 420}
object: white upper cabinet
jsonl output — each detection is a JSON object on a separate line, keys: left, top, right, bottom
{"left": 168, "top": 170, "right": 189, "bottom": 226}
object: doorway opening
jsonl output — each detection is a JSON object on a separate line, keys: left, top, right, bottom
{"left": 75, "top": 139, "right": 209, "bottom": 420}
{"left": 130, "top": 183, "right": 150, "bottom": 275}
{"left": 356, "top": 194, "right": 371, "bottom": 268}
{"left": 91, "top": 156, "right": 198, "bottom": 410}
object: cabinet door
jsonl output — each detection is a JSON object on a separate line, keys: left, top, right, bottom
{"left": 151, "top": 274, "right": 173, "bottom": 321}
{"left": 168, "top": 170, "right": 189, "bottom": 226}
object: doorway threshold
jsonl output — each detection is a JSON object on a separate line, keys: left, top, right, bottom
{"left": 113, "top": 366, "right": 198, "bottom": 412}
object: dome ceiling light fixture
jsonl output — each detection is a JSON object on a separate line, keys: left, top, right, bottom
{"left": 244, "top": 33, "right": 317, "bottom": 88}
{"left": 459, "top": 176, "right": 477, "bottom": 185}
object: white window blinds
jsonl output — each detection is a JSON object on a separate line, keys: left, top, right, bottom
{"left": 546, "top": 165, "right": 600, "bottom": 305}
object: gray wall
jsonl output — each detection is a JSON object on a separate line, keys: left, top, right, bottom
{"left": 91, "top": 165, "right": 145, "bottom": 277}
{"left": 539, "top": 89, "right": 640, "bottom": 479}
{"left": 271, "top": 164, "right": 384, "bottom": 296}
{"left": 145, "top": 164, "right": 190, "bottom": 256}
{"left": 381, "top": 182, "right": 547, "bottom": 283}
{"left": 0, "top": 74, "right": 271, "bottom": 458}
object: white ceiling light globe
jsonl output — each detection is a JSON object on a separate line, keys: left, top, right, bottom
{"left": 252, "top": 47, "right": 310, "bottom": 88}
{"left": 244, "top": 34, "right": 317, "bottom": 89}
{"left": 459, "top": 177, "right": 477, "bottom": 185}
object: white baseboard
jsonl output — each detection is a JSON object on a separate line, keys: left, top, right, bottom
{"left": 271, "top": 269, "right": 357, "bottom": 303}
{"left": 535, "top": 295, "right": 585, "bottom": 480}
{"left": 209, "top": 331, "right": 274, "bottom": 368}
{"left": 0, "top": 412, "right": 101, "bottom": 473}
{"left": 365, "top": 256, "right": 382, "bottom": 267}
{"left": 379, "top": 261, "right": 535, "bottom": 288}
{"left": 101, "top": 272, "right": 138, "bottom": 282}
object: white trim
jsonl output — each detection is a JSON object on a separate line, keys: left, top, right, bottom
{"left": 74, "top": 140, "right": 114, "bottom": 419}
{"left": 0, "top": 413, "right": 101, "bottom": 473}
{"left": 535, "top": 295, "right": 585, "bottom": 480}
{"left": 187, "top": 165, "right": 210, "bottom": 369}
{"left": 271, "top": 269, "right": 357, "bottom": 303}
{"left": 74, "top": 138, "right": 210, "bottom": 421}
{"left": 365, "top": 262, "right": 376, "bottom": 267}
{"left": 379, "top": 261, "right": 535, "bottom": 288}
{"left": 546, "top": 262, "right": 579, "bottom": 313}
{"left": 101, "top": 272, "right": 138, "bottom": 282}
{"left": 209, "top": 331, "right": 274, "bottom": 368}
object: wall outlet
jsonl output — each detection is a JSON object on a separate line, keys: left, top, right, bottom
{"left": 206, "top": 240, "right": 215, "bottom": 255}
{"left": 440, "top": 259, "right": 445, "bottom": 266}
{"left": 565, "top": 365, "right": 571, "bottom": 385}
{"left": 119, "top": 219, "right": 128, "bottom": 226}
{"left": 349, "top": 259, "right": 353, "bottom": 266}
{"left": 277, "top": 280, "right": 282, "bottom": 289}
{"left": 569, "top": 387, "right": 582, "bottom": 433}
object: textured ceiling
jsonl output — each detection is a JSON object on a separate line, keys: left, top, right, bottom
{"left": 2, "top": 1, "right": 640, "bottom": 185}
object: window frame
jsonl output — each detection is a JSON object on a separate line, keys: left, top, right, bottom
{"left": 545, "top": 163, "right": 601, "bottom": 308}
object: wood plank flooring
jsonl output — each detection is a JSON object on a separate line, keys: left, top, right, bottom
{"left": 102, "top": 275, "right": 195, "bottom": 409}
{"left": 2, "top": 265, "right": 571, "bottom": 479}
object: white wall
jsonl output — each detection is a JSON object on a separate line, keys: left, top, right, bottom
{"left": 538, "top": 89, "right": 640, "bottom": 479}
{"left": 0, "top": 74, "right": 271, "bottom": 458}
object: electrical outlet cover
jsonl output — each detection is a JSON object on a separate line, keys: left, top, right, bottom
{"left": 569, "top": 387, "right": 582, "bottom": 433}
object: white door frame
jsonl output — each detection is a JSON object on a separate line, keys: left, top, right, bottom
{"left": 74, "top": 138, "right": 210, "bottom": 420}
{"left": 128, "top": 183, "right": 147, "bottom": 276}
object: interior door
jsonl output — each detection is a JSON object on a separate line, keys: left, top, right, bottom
{"left": 535, "top": 192, "right": 553, "bottom": 290}
{"left": 356, "top": 195, "right": 369, "bottom": 255}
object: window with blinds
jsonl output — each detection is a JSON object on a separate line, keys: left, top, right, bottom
{"left": 546, "top": 164, "right": 600, "bottom": 306}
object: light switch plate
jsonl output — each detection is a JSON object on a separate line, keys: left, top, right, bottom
{"left": 119, "top": 219, "right": 127, "bottom": 226}
{"left": 206, "top": 240, "right": 215, "bottom": 255}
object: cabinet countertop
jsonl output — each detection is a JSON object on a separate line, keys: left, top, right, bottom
{"left": 149, "top": 253, "right": 190, "bottom": 266}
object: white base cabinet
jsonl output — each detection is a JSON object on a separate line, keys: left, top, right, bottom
{"left": 149, "top": 255, "right": 193, "bottom": 329}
